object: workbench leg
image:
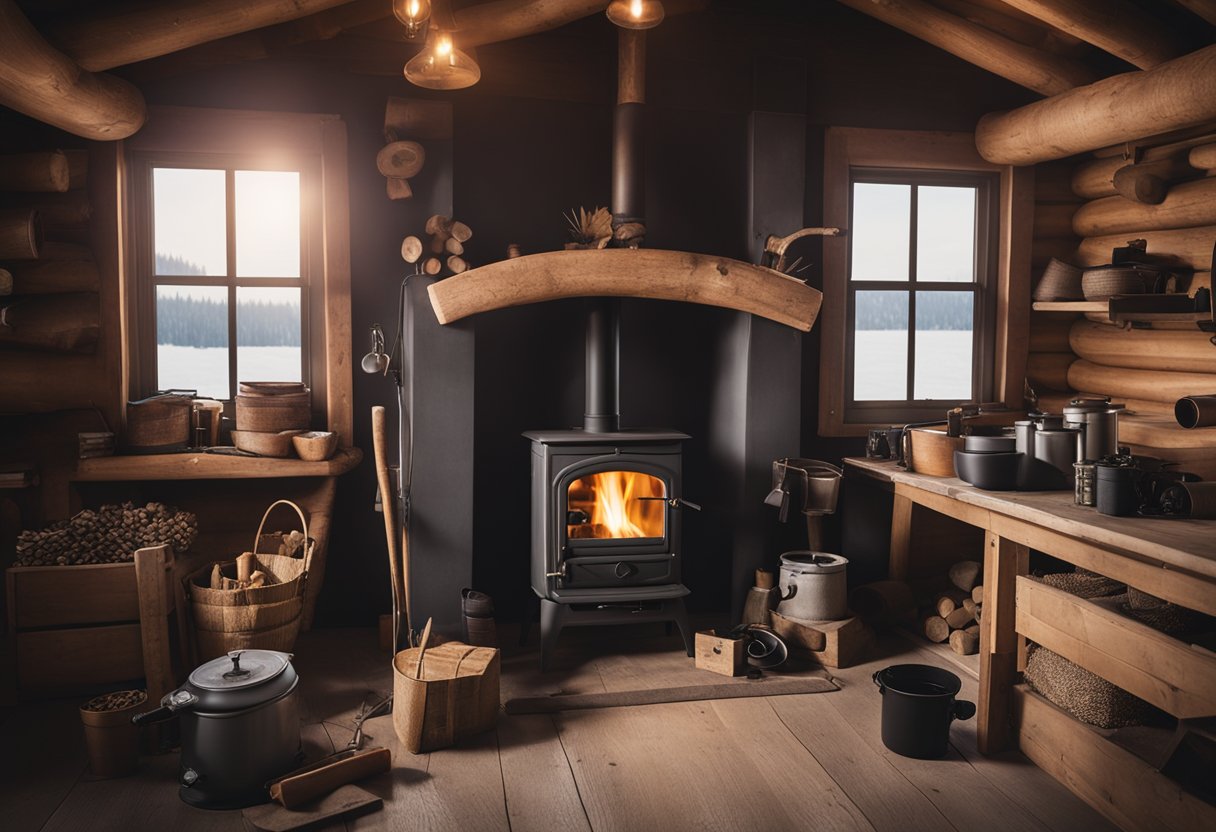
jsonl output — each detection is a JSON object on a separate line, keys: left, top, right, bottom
{"left": 889, "top": 493, "right": 913, "bottom": 581}
{"left": 978, "top": 531, "right": 1028, "bottom": 754}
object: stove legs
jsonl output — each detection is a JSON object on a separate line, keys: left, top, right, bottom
{"left": 538, "top": 596, "right": 695, "bottom": 672}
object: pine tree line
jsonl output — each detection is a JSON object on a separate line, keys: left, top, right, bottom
{"left": 856, "top": 291, "right": 973, "bottom": 331}
{"left": 157, "top": 294, "right": 301, "bottom": 347}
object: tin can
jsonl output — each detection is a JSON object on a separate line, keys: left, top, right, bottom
{"left": 1074, "top": 461, "right": 1096, "bottom": 506}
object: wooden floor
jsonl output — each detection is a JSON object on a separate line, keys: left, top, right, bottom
{"left": 0, "top": 626, "right": 1119, "bottom": 832}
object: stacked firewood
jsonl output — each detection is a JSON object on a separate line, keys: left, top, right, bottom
{"left": 400, "top": 214, "right": 473, "bottom": 276}
{"left": 14, "top": 501, "right": 198, "bottom": 566}
{"left": 922, "top": 560, "right": 984, "bottom": 656}
{"left": 209, "top": 552, "right": 271, "bottom": 591}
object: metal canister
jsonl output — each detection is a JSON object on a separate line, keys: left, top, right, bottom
{"left": 1063, "top": 398, "right": 1123, "bottom": 462}
{"left": 1074, "top": 461, "right": 1096, "bottom": 506}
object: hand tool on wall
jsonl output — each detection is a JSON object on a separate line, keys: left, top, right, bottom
{"left": 372, "top": 405, "right": 409, "bottom": 652}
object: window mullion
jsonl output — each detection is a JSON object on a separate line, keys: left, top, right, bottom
{"left": 906, "top": 185, "right": 918, "bottom": 402}
{"left": 226, "top": 169, "right": 238, "bottom": 401}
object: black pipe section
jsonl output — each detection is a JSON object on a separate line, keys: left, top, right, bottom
{"left": 584, "top": 298, "right": 620, "bottom": 433}
{"left": 612, "top": 102, "right": 645, "bottom": 226}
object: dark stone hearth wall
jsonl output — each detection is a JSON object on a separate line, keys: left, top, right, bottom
{"left": 1, "top": 2, "right": 1038, "bottom": 627}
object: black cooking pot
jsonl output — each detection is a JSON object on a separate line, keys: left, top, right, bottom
{"left": 133, "top": 650, "right": 301, "bottom": 809}
{"left": 873, "top": 664, "right": 975, "bottom": 759}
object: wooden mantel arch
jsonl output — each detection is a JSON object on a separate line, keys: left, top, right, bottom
{"left": 426, "top": 248, "right": 823, "bottom": 332}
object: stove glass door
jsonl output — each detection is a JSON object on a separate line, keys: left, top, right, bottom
{"left": 566, "top": 470, "right": 666, "bottom": 540}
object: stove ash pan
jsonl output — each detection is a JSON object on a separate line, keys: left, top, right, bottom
{"left": 526, "top": 430, "right": 689, "bottom": 599}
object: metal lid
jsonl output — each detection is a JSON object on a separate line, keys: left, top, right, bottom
{"left": 189, "top": 650, "right": 291, "bottom": 692}
{"left": 779, "top": 551, "right": 848, "bottom": 574}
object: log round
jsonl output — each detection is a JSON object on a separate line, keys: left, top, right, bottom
{"left": 0, "top": 1, "right": 146, "bottom": 140}
{"left": 426, "top": 248, "right": 824, "bottom": 332}
{"left": 0, "top": 292, "right": 99, "bottom": 353}
{"left": 0, "top": 151, "right": 70, "bottom": 193}
{"left": 1032, "top": 237, "right": 1079, "bottom": 268}
{"left": 1072, "top": 177, "right": 1216, "bottom": 237}
{"left": 1026, "top": 351, "right": 1074, "bottom": 391}
{"left": 1032, "top": 203, "right": 1077, "bottom": 239}
{"left": 1036, "top": 390, "right": 1175, "bottom": 418}
{"left": 1070, "top": 156, "right": 1121, "bottom": 200}
{"left": 1, "top": 260, "right": 101, "bottom": 295}
{"left": 1189, "top": 143, "right": 1216, "bottom": 171}
{"left": 994, "top": 0, "right": 1188, "bottom": 69}
{"left": 375, "top": 141, "right": 425, "bottom": 179}
{"left": 1029, "top": 315, "right": 1074, "bottom": 353}
{"left": 1111, "top": 155, "right": 1201, "bottom": 205}
{"left": 0, "top": 268, "right": 11, "bottom": 296}
{"left": 0, "top": 208, "right": 42, "bottom": 260}
{"left": 976, "top": 44, "right": 1216, "bottom": 165}
{"left": 1070, "top": 320, "right": 1216, "bottom": 374}
{"left": 835, "top": 0, "right": 1097, "bottom": 96}
{"left": 1068, "top": 359, "right": 1216, "bottom": 405}
{"left": 7, "top": 191, "right": 93, "bottom": 227}
{"left": 1075, "top": 225, "right": 1216, "bottom": 269}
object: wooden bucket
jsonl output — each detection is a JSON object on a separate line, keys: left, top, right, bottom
{"left": 391, "top": 642, "right": 500, "bottom": 754}
{"left": 187, "top": 500, "right": 313, "bottom": 660}
{"left": 235, "top": 384, "right": 311, "bottom": 432}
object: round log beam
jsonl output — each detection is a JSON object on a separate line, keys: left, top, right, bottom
{"left": 1032, "top": 203, "right": 1076, "bottom": 239}
{"left": 1070, "top": 320, "right": 1216, "bottom": 374}
{"left": 1068, "top": 359, "right": 1216, "bottom": 405}
{"left": 427, "top": 248, "right": 823, "bottom": 332}
{"left": 1190, "top": 143, "right": 1216, "bottom": 171}
{"left": 0, "top": 1, "right": 145, "bottom": 141}
{"left": 977, "top": 45, "right": 1216, "bottom": 166}
{"left": 1026, "top": 351, "right": 1074, "bottom": 391}
{"left": 0, "top": 208, "right": 42, "bottom": 260}
{"left": 0, "top": 260, "right": 101, "bottom": 295}
{"left": 996, "top": 0, "right": 1190, "bottom": 69}
{"left": 1075, "top": 225, "right": 1215, "bottom": 269}
{"left": 1073, "top": 177, "right": 1216, "bottom": 237}
{"left": 1071, "top": 156, "right": 1122, "bottom": 200}
{"left": 835, "top": 0, "right": 1098, "bottom": 96}
{"left": 457, "top": 1, "right": 610, "bottom": 49}
{"left": 0, "top": 151, "right": 70, "bottom": 193}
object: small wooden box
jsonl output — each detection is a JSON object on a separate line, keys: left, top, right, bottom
{"left": 769, "top": 612, "right": 874, "bottom": 669}
{"left": 6, "top": 562, "right": 144, "bottom": 694}
{"left": 695, "top": 630, "right": 745, "bottom": 677}
{"left": 392, "top": 641, "right": 500, "bottom": 753}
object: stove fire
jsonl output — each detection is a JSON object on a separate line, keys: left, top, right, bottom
{"left": 567, "top": 470, "right": 665, "bottom": 539}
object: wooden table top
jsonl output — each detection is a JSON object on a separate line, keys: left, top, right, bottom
{"left": 845, "top": 457, "right": 1216, "bottom": 579}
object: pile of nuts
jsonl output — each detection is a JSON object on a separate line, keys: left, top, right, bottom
{"left": 15, "top": 502, "right": 198, "bottom": 566}
{"left": 82, "top": 690, "right": 147, "bottom": 712}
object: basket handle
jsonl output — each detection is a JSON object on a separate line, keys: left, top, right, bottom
{"left": 252, "top": 500, "right": 312, "bottom": 569}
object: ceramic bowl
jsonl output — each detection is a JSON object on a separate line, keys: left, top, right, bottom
{"left": 953, "top": 450, "right": 1021, "bottom": 491}
{"left": 963, "top": 434, "right": 1016, "bottom": 454}
{"left": 291, "top": 431, "right": 338, "bottom": 462}
{"left": 231, "top": 429, "right": 303, "bottom": 458}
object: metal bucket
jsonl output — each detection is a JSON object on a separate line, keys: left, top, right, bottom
{"left": 873, "top": 664, "right": 975, "bottom": 759}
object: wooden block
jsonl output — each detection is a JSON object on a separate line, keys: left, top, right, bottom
{"left": 244, "top": 784, "right": 382, "bottom": 831}
{"left": 7, "top": 562, "right": 138, "bottom": 628}
{"left": 694, "top": 630, "right": 745, "bottom": 677}
{"left": 769, "top": 612, "right": 874, "bottom": 668}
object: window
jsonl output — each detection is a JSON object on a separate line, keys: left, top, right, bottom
{"left": 819, "top": 128, "right": 1031, "bottom": 436}
{"left": 125, "top": 107, "right": 353, "bottom": 443}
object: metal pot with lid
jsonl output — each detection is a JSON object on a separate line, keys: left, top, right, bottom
{"left": 133, "top": 650, "right": 302, "bottom": 809}
{"left": 1063, "top": 397, "right": 1124, "bottom": 462}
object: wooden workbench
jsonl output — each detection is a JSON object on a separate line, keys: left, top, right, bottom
{"left": 845, "top": 458, "right": 1216, "bottom": 832}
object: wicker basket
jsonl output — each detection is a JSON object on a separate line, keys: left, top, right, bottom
{"left": 235, "top": 383, "right": 311, "bottom": 432}
{"left": 1081, "top": 266, "right": 1157, "bottom": 301}
{"left": 187, "top": 500, "right": 314, "bottom": 661}
{"left": 1033, "top": 258, "right": 1084, "bottom": 302}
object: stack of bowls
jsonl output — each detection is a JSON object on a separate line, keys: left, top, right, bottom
{"left": 953, "top": 434, "right": 1020, "bottom": 490}
{"left": 232, "top": 382, "right": 311, "bottom": 458}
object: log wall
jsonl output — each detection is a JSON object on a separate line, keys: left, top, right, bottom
{"left": 1027, "top": 124, "right": 1216, "bottom": 474}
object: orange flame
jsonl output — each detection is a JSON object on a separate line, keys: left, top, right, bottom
{"left": 568, "top": 470, "right": 665, "bottom": 539}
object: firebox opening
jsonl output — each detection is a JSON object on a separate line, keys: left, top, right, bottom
{"left": 567, "top": 470, "right": 666, "bottom": 539}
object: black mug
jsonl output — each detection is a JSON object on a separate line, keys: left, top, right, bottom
{"left": 867, "top": 429, "right": 891, "bottom": 459}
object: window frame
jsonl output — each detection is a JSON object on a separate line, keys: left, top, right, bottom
{"left": 123, "top": 106, "right": 352, "bottom": 446}
{"left": 819, "top": 127, "right": 1032, "bottom": 438}
{"left": 843, "top": 167, "right": 1000, "bottom": 425}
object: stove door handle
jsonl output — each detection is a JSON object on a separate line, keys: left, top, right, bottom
{"left": 637, "top": 496, "right": 701, "bottom": 511}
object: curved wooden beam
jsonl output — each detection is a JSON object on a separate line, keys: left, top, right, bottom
{"left": 834, "top": 0, "right": 1099, "bottom": 96}
{"left": 996, "top": 0, "right": 1190, "bottom": 69}
{"left": 45, "top": 0, "right": 355, "bottom": 71}
{"left": 426, "top": 249, "right": 823, "bottom": 332}
{"left": 457, "top": 0, "right": 610, "bottom": 48}
{"left": 0, "top": 1, "right": 145, "bottom": 140}
{"left": 976, "top": 44, "right": 1216, "bottom": 166}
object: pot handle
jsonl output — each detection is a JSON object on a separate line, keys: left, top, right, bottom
{"left": 872, "top": 671, "right": 885, "bottom": 694}
{"left": 780, "top": 583, "right": 797, "bottom": 602}
{"left": 953, "top": 698, "right": 977, "bottom": 721}
{"left": 132, "top": 689, "right": 197, "bottom": 725}
{"left": 132, "top": 705, "right": 175, "bottom": 726}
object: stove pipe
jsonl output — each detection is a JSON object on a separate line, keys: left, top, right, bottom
{"left": 584, "top": 29, "right": 646, "bottom": 433}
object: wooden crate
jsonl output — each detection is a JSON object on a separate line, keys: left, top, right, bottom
{"left": 694, "top": 630, "right": 745, "bottom": 677}
{"left": 6, "top": 561, "right": 146, "bottom": 694}
{"left": 769, "top": 612, "right": 874, "bottom": 668}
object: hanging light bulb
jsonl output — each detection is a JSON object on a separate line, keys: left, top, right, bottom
{"left": 606, "top": 0, "right": 665, "bottom": 29}
{"left": 404, "top": 24, "right": 481, "bottom": 90}
{"left": 392, "top": 0, "right": 432, "bottom": 39}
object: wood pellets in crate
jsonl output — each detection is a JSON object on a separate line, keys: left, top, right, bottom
{"left": 14, "top": 502, "right": 198, "bottom": 566}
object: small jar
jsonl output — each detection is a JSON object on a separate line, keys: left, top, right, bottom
{"left": 1074, "top": 461, "right": 1096, "bottom": 506}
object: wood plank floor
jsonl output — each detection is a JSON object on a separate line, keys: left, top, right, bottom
{"left": 0, "top": 626, "right": 1119, "bottom": 832}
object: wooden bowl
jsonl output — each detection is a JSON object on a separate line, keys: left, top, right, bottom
{"left": 291, "top": 431, "right": 338, "bottom": 462}
{"left": 231, "top": 429, "right": 304, "bottom": 458}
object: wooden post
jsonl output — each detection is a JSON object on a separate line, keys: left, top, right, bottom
{"left": 888, "top": 492, "right": 914, "bottom": 581}
{"left": 979, "top": 532, "right": 1028, "bottom": 753}
{"left": 133, "top": 545, "right": 176, "bottom": 704}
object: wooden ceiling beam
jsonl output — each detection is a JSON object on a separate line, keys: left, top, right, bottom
{"left": 43, "top": 0, "right": 357, "bottom": 71}
{"left": 455, "top": 0, "right": 610, "bottom": 49}
{"left": 995, "top": 0, "right": 1190, "bottom": 69}
{"left": 835, "top": 0, "right": 1099, "bottom": 96}
{"left": 0, "top": 1, "right": 145, "bottom": 140}
{"left": 1173, "top": 0, "right": 1216, "bottom": 27}
{"left": 928, "top": 0, "right": 1087, "bottom": 56}
{"left": 976, "top": 44, "right": 1216, "bottom": 165}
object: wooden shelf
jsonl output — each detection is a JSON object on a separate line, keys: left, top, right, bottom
{"left": 72, "top": 447, "right": 362, "bottom": 481}
{"left": 1032, "top": 301, "right": 1106, "bottom": 312}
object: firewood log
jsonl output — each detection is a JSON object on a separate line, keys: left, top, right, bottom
{"left": 1189, "top": 142, "right": 1216, "bottom": 172}
{"left": 386, "top": 177, "right": 412, "bottom": 200}
{"left": 0, "top": 207, "right": 42, "bottom": 259}
{"left": 236, "top": 552, "right": 254, "bottom": 583}
{"left": 923, "top": 615, "right": 950, "bottom": 643}
{"left": 949, "top": 628, "right": 979, "bottom": 655}
{"left": 0, "top": 292, "right": 98, "bottom": 352}
{"left": 935, "top": 588, "right": 968, "bottom": 618}
{"left": 2, "top": 190, "right": 91, "bottom": 226}
{"left": 425, "top": 214, "right": 453, "bottom": 237}
{"left": 964, "top": 623, "right": 980, "bottom": 636}
{"left": 0, "top": 268, "right": 10, "bottom": 296}
{"left": 248, "top": 571, "right": 267, "bottom": 588}
{"left": 400, "top": 235, "right": 422, "bottom": 264}
{"left": 210, "top": 564, "right": 223, "bottom": 590}
{"left": 506, "top": 243, "right": 522, "bottom": 259}
{"left": 1110, "top": 155, "right": 1201, "bottom": 206}
{"left": 450, "top": 220, "right": 472, "bottom": 243}
{"left": 447, "top": 255, "right": 468, "bottom": 274}
{"left": 445, "top": 237, "right": 464, "bottom": 256}
{"left": 949, "top": 560, "right": 982, "bottom": 593}
{"left": 963, "top": 597, "right": 978, "bottom": 617}
{"left": 430, "top": 233, "right": 447, "bottom": 254}
{"left": 64, "top": 149, "right": 88, "bottom": 190}
{"left": 0, "top": 259, "right": 99, "bottom": 294}
{"left": 375, "top": 140, "right": 425, "bottom": 179}
{"left": 422, "top": 257, "right": 441, "bottom": 275}
{"left": 946, "top": 606, "right": 975, "bottom": 629}
{"left": 972, "top": 584, "right": 984, "bottom": 604}
{"left": 0, "top": 150, "right": 69, "bottom": 192}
